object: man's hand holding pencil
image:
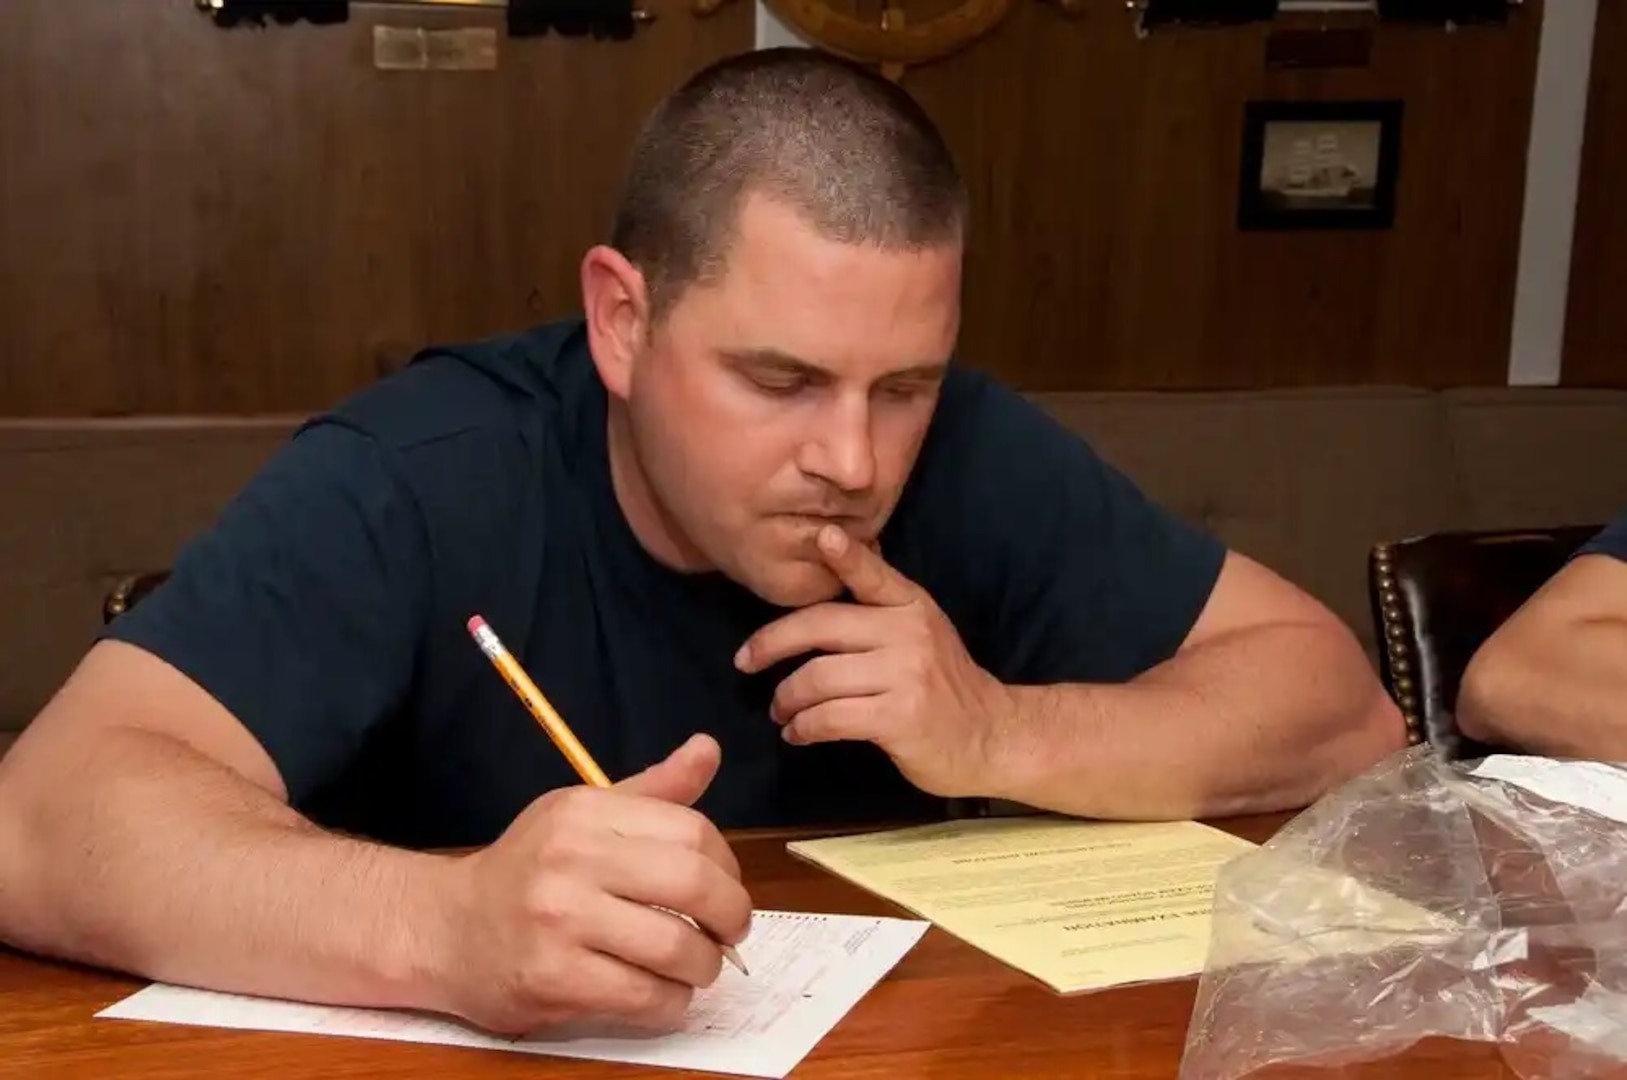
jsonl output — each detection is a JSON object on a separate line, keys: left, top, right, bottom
{"left": 450, "top": 616, "right": 752, "bottom": 1038}
{"left": 434, "top": 730, "right": 752, "bottom": 1037}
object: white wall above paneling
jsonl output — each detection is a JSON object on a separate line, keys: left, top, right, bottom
{"left": 1510, "top": 0, "right": 1596, "bottom": 386}
{"left": 754, "top": 0, "right": 810, "bottom": 49}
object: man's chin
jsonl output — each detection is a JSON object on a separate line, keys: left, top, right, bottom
{"left": 741, "top": 561, "right": 845, "bottom": 609}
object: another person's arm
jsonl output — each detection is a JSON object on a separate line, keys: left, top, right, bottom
{"left": 1456, "top": 516, "right": 1627, "bottom": 759}
{"left": 0, "top": 423, "right": 747, "bottom": 1035}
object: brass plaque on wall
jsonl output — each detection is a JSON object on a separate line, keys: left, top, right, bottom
{"left": 372, "top": 26, "right": 499, "bottom": 70}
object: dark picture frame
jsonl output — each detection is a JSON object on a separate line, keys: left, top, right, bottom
{"left": 1236, "top": 99, "right": 1403, "bottom": 230}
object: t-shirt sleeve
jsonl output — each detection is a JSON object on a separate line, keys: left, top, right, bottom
{"left": 1576, "top": 512, "right": 1627, "bottom": 562}
{"left": 917, "top": 374, "right": 1227, "bottom": 686}
{"left": 101, "top": 419, "right": 431, "bottom": 807}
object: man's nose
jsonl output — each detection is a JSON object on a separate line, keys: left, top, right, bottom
{"left": 802, "top": 397, "right": 876, "bottom": 494}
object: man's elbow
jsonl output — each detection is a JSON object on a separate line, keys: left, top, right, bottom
{"left": 1204, "top": 682, "right": 1403, "bottom": 819}
{"left": 1306, "top": 678, "right": 1409, "bottom": 796}
{"left": 1352, "top": 683, "right": 1409, "bottom": 758}
{"left": 1222, "top": 625, "right": 1408, "bottom": 814}
{"left": 0, "top": 739, "right": 50, "bottom": 950}
{"left": 1273, "top": 614, "right": 1410, "bottom": 800}
{"left": 0, "top": 733, "right": 39, "bottom": 854}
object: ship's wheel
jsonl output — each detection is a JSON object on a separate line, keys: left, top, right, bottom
{"left": 695, "top": 0, "right": 1078, "bottom": 80}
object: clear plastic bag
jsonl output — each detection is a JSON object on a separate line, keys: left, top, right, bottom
{"left": 1179, "top": 745, "right": 1627, "bottom": 1080}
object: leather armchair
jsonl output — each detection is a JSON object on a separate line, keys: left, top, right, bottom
{"left": 1367, "top": 525, "right": 1600, "bottom": 760}
{"left": 101, "top": 571, "right": 172, "bottom": 625}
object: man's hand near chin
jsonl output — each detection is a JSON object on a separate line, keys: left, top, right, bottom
{"left": 732, "top": 525, "right": 1015, "bottom": 799}
{"left": 733, "top": 525, "right": 1404, "bottom": 822}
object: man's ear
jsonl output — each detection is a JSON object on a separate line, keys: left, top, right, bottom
{"left": 580, "top": 244, "right": 649, "bottom": 401}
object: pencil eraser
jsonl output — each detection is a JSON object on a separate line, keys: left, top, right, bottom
{"left": 466, "top": 615, "right": 487, "bottom": 634}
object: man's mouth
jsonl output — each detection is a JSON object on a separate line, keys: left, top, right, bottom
{"left": 779, "top": 512, "right": 870, "bottom": 536}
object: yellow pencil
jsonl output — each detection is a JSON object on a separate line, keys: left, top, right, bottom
{"left": 466, "top": 614, "right": 748, "bottom": 976}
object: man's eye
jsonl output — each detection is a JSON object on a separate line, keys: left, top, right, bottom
{"left": 753, "top": 376, "right": 806, "bottom": 396}
{"left": 880, "top": 381, "right": 933, "bottom": 401}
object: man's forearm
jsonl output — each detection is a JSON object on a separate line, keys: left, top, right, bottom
{"left": 1459, "top": 617, "right": 1627, "bottom": 760}
{"left": 0, "top": 726, "right": 461, "bottom": 1014}
{"left": 983, "top": 622, "right": 1405, "bottom": 820}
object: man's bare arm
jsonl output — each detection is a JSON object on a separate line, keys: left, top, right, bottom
{"left": 988, "top": 552, "right": 1408, "bottom": 820}
{"left": 0, "top": 640, "right": 460, "bottom": 1010}
{"left": 0, "top": 640, "right": 753, "bottom": 1035}
{"left": 1456, "top": 553, "right": 1627, "bottom": 759}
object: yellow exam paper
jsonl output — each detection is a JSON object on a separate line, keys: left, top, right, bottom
{"left": 786, "top": 816, "right": 1256, "bottom": 995}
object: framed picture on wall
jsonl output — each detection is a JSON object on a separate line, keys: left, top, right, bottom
{"left": 1236, "top": 99, "right": 1403, "bottom": 230}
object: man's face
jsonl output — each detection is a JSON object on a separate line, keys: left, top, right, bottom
{"left": 617, "top": 194, "right": 962, "bottom": 607}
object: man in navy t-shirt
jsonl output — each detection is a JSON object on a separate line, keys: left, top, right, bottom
{"left": 0, "top": 51, "right": 1402, "bottom": 1039}
{"left": 1459, "top": 513, "right": 1627, "bottom": 757}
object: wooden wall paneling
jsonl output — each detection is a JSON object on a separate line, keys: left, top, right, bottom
{"left": 1267, "top": 13, "right": 1541, "bottom": 389}
{"left": 1564, "top": 0, "right": 1627, "bottom": 387}
{"left": 904, "top": 0, "right": 1542, "bottom": 390}
{"left": 0, "top": 0, "right": 1547, "bottom": 409}
{"left": 0, "top": 0, "right": 754, "bottom": 417}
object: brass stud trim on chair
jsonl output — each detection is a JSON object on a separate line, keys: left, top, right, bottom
{"left": 102, "top": 574, "right": 141, "bottom": 625}
{"left": 1370, "top": 542, "right": 1424, "bottom": 744}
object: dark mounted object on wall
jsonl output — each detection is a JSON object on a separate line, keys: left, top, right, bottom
{"left": 194, "top": 0, "right": 653, "bottom": 36}
{"left": 196, "top": 0, "right": 349, "bottom": 27}
{"left": 1130, "top": 0, "right": 1277, "bottom": 34}
{"left": 1127, "top": 0, "right": 1518, "bottom": 35}
{"left": 508, "top": 0, "right": 644, "bottom": 40}
{"left": 1373, "top": 0, "right": 1515, "bottom": 26}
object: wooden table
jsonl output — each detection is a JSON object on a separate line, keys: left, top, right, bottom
{"left": 0, "top": 815, "right": 1519, "bottom": 1079}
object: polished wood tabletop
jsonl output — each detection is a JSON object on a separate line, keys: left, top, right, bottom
{"left": 0, "top": 814, "right": 1520, "bottom": 1080}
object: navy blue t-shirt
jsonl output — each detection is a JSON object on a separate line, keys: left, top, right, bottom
{"left": 1578, "top": 513, "right": 1627, "bottom": 562}
{"left": 104, "top": 318, "right": 1225, "bottom": 848}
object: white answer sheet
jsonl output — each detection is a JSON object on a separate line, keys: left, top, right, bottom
{"left": 96, "top": 910, "right": 928, "bottom": 1078}
{"left": 1471, "top": 754, "right": 1627, "bottom": 826}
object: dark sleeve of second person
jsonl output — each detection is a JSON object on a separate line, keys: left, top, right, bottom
{"left": 921, "top": 372, "right": 1229, "bottom": 686}
{"left": 100, "top": 420, "right": 432, "bottom": 807}
{"left": 1576, "top": 511, "right": 1627, "bottom": 562}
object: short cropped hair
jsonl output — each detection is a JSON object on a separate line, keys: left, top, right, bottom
{"left": 609, "top": 48, "right": 969, "bottom": 320}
